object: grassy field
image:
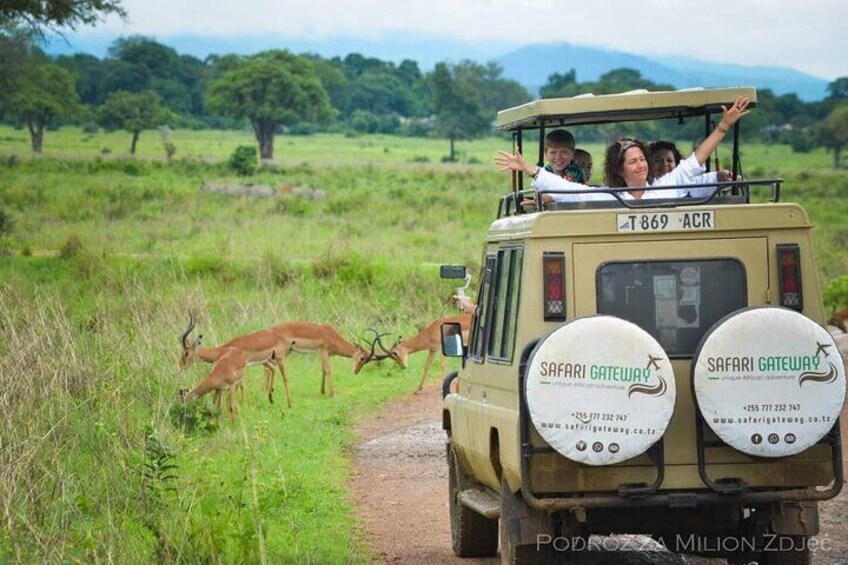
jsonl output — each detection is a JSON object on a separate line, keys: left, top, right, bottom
{"left": 1, "top": 126, "right": 847, "bottom": 563}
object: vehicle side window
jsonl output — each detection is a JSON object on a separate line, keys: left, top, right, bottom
{"left": 487, "top": 247, "right": 524, "bottom": 362}
{"left": 469, "top": 255, "right": 496, "bottom": 362}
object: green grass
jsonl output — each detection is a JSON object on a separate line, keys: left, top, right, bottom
{"left": 0, "top": 125, "right": 846, "bottom": 562}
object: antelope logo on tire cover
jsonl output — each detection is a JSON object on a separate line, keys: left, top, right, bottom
{"left": 693, "top": 307, "right": 846, "bottom": 457}
{"left": 525, "top": 316, "right": 675, "bottom": 466}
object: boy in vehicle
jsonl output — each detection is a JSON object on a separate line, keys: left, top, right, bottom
{"left": 542, "top": 129, "right": 587, "bottom": 183}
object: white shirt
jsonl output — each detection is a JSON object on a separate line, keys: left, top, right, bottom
{"left": 533, "top": 153, "right": 716, "bottom": 203}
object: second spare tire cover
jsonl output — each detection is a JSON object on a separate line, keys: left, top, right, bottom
{"left": 692, "top": 306, "right": 846, "bottom": 457}
{"left": 525, "top": 316, "right": 676, "bottom": 466}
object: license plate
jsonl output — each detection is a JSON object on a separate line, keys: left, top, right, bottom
{"left": 617, "top": 211, "right": 715, "bottom": 233}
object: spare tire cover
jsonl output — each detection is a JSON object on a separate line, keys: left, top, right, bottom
{"left": 525, "top": 316, "right": 676, "bottom": 466}
{"left": 693, "top": 307, "right": 846, "bottom": 457}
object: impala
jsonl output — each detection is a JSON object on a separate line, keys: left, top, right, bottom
{"left": 180, "top": 346, "right": 248, "bottom": 422}
{"left": 377, "top": 313, "right": 472, "bottom": 392}
{"left": 180, "top": 313, "right": 382, "bottom": 408}
{"left": 266, "top": 322, "right": 385, "bottom": 403}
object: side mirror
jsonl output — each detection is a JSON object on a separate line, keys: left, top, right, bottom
{"left": 440, "top": 322, "right": 464, "bottom": 357}
{"left": 440, "top": 265, "right": 467, "bottom": 280}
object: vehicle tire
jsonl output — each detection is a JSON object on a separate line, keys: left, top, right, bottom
{"left": 447, "top": 442, "right": 498, "bottom": 557}
{"left": 441, "top": 371, "right": 458, "bottom": 399}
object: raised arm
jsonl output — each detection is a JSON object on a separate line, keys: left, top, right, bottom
{"left": 494, "top": 149, "right": 536, "bottom": 176}
{"left": 693, "top": 96, "right": 751, "bottom": 166}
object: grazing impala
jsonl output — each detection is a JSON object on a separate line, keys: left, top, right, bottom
{"left": 377, "top": 313, "right": 472, "bottom": 392}
{"left": 181, "top": 346, "right": 248, "bottom": 422}
{"left": 180, "top": 313, "right": 380, "bottom": 407}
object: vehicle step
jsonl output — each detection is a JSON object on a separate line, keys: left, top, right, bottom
{"left": 458, "top": 488, "right": 501, "bottom": 519}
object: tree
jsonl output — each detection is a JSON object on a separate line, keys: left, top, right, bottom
{"left": 7, "top": 62, "right": 78, "bottom": 152}
{"left": 1, "top": 0, "right": 124, "bottom": 34}
{"left": 429, "top": 61, "right": 529, "bottom": 161}
{"left": 429, "top": 62, "right": 494, "bottom": 162}
{"left": 207, "top": 50, "right": 334, "bottom": 160}
{"left": 816, "top": 104, "right": 848, "bottom": 169}
{"left": 98, "top": 90, "right": 167, "bottom": 154}
{"left": 540, "top": 69, "right": 579, "bottom": 98}
{"left": 826, "top": 78, "right": 848, "bottom": 101}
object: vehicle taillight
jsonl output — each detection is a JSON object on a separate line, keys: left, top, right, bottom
{"left": 777, "top": 244, "right": 803, "bottom": 311}
{"left": 543, "top": 253, "right": 566, "bottom": 321}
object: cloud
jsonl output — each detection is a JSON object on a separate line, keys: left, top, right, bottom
{"left": 84, "top": 0, "right": 846, "bottom": 79}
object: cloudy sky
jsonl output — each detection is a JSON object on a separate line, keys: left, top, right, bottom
{"left": 69, "top": 0, "right": 847, "bottom": 79}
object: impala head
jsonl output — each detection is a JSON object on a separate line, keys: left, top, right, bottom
{"left": 376, "top": 334, "right": 408, "bottom": 370}
{"left": 352, "top": 329, "right": 396, "bottom": 373}
{"left": 179, "top": 312, "right": 203, "bottom": 371}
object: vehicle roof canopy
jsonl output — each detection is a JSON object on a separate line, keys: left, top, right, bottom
{"left": 496, "top": 87, "right": 758, "bottom": 131}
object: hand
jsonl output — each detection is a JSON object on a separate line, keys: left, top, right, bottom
{"left": 453, "top": 294, "right": 477, "bottom": 315}
{"left": 716, "top": 170, "right": 743, "bottom": 182}
{"left": 494, "top": 150, "right": 533, "bottom": 176}
{"left": 720, "top": 96, "right": 751, "bottom": 129}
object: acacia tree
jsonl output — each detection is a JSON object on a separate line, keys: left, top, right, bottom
{"left": 1, "top": 0, "right": 124, "bottom": 33}
{"left": 7, "top": 62, "right": 78, "bottom": 152}
{"left": 816, "top": 104, "right": 848, "bottom": 169}
{"left": 207, "top": 50, "right": 334, "bottom": 160}
{"left": 98, "top": 90, "right": 167, "bottom": 154}
{"left": 429, "top": 62, "right": 492, "bottom": 162}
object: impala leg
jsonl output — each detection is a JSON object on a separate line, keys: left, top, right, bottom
{"left": 274, "top": 353, "right": 293, "bottom": 409}
{"left": 213, "top": 389, "right": 222, "bottom": 412}
{"left": 320, "top": 349, "right": 334, "bottom": 397}
{"left": 417, "top": 350, "right": 437, "bottom": 393}
{"left": 263, "top": 361, "right": 275, "bottom": 403}
{"left": 227, "top": 386, "right": 236, "bottom": 422}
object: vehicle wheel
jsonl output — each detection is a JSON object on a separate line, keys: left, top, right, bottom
{"left": 441, "top": 371, "right": 458, "bottom": 399}
{"left": 447, "top": 442, "right": 498, "bottom": 557}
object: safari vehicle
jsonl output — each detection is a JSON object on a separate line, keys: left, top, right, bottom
{"left": 440, "top": 87, "right": 846, "bottom": 564}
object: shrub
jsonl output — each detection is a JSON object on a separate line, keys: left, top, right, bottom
{"left": 824, "top": 275, "right": 848, "bottom": 315}
{"left": 59, "top": 234, "right": 84, "bottom": 259}
{"left": 228, "top": 145, "right": 258, "bottom": 176}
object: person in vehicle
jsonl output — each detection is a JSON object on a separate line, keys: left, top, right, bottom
{"left": 495, "top": 96, "right": 751, "bottom": 202}
{"left": 574, "top": 148, "right": 594, "bottom": 183}
{"left": 649, "top": 140, "right": 738, "bottom": 183}
{"left": 542, "top": 129, "right": 586, "bottom": 183}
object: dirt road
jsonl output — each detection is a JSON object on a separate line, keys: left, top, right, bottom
{"left": 350, "top": 384, "right": 848, "bottom": 564}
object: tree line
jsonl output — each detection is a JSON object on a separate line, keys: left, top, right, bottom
{"left": 1, "top": 29, "right": 847, "bottom": 167}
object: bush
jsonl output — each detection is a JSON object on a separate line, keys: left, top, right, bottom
{"left": 824, "top": 275, "right": 848, "bottom": 315}
{"left": 227, "top": 145, "right": 258, "bottom": 176}
{"left": 59, "top": 234, "right": 84, "bottom": 259}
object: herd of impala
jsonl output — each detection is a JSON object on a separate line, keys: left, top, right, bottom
{"left": 179, "top": 311, "right": 472, "bottom": 420}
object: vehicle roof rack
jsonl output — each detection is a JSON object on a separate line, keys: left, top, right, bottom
{"left": 496, "top": 87, "right": 758, "bottom": 130}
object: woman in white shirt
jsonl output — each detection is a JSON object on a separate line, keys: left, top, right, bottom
{"left": 495, "top": 96, "right": 751, "bottom": 203}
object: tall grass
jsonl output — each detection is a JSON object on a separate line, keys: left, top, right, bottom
{"left": 0, "top": 129, "right": 845, "bottom": 562}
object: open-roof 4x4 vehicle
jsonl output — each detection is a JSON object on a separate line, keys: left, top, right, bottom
{"left": 440, "top": 87, "right": 846, "bottom": 564}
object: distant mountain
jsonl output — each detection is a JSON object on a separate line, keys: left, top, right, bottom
{"left": 44, "top": 34, "right": 830, "bottom": 101}
{"left": 493, "top": 43, "right": 829, "bottom": 101}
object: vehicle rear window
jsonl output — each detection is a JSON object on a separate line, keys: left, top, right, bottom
{"left": 596, "top": 260, "right": 746, "bottom": 356}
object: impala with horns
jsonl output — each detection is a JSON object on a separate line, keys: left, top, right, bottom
{"left": 375, "top": 313, "right": 472, "bottom": 392}
{"left": 180, "top": 313, "right": 384, "bottom": 407}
